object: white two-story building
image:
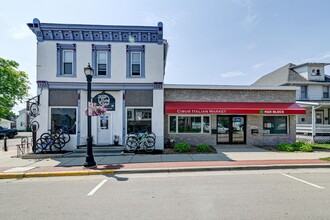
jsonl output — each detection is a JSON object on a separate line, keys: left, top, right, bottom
{"left": 253, "top": 62, "right": 330, "bottom": 142}
{"left": 28, "top": 18, "right": 168, "bottom": 150}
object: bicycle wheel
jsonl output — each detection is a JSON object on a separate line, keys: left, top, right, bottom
{"left": 147, "top": 132, "right": 156, "bottom": 139}
{"left": 34, "top": 138, "right": 48, "bottom": 153}
{"left": 30, "top": 121, "right": 39, "bottom": 132}
{"left": 40, "top": 133, "right": 52, "bottom": 142}
{"left": 59, "top": 132, "right": 70, "bottom": 144}
{"left": 50, "top": 142, "right": 62, "bottom": 152}
{"left": 126, "top": 136, "right": 138, "bottom": 152}
{"left": 144, "top": 136, "right": 155, "bottom": 152}
{"left": 29, "top": 103, "right": 39, "bottom": 117}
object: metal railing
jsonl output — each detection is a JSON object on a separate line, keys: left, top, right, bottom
{"left": 16, "top": 137, "right": 31, "bottom": 157}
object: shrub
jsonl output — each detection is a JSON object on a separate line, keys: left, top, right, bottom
{"left": 275, "top": 143, "right": 294, "bottom": 152}
{"left": 291, "top": 141, "right": 305, "bottom": 151}
{"left": 300, "top": 144, "right": 313, "bottom": 152}
{"left": 197, "top": 144, "right": 211, "bottom": 153}
{"left": 174, "top": 142, "right": 191, "bottom": 153}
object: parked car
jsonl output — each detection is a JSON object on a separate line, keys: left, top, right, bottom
{"left": 0, "top": 126, "right": 18, "bottom": 139}
{"left": 217, "top": 125, "right": 229, "bottom": 134}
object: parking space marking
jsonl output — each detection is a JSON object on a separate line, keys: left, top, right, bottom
{"left": 281, "top": 173, "right": 325, "bottom": 189}
{"left": 87, "top": 179, "right": 108, "bottom": 196}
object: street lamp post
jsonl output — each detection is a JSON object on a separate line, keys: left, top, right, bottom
{"left": 83, "top": 63, "right": 96, "bottom": 168}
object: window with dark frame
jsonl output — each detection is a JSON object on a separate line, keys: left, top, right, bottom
{"left": 263, "top": 116, "right": 287, "bottom": 134}
{"left": 51, "top": 108, "right": 76, "bottom": 134}
{"left": 127, "top": 108, "right": 152, "bottom": 134}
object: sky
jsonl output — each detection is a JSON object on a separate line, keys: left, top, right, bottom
{"left": 1, "top": 0, "right": 330, "bottom": 113}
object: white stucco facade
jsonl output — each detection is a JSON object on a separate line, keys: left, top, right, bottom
{"left": 28, "top": 19, "right": 167, "bottom": 151}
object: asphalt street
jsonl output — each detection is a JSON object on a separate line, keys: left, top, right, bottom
{"left": 1, "top": 168, "right": 330, "bottom": 220}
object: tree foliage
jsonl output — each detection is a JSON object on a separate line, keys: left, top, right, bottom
{"left": 0, "top": 57, "right": 30, "bottom": 118}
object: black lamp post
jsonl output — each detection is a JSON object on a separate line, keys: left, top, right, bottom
{"left": 83, "top": 63, "right": 96, "bottom": 168}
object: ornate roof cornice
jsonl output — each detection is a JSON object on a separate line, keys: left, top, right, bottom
{"left": 27, "top": 18, "right": 164, "bottom": 44}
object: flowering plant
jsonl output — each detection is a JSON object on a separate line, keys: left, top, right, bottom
{"left": 84, "top": 105, "right": 107, "bottom": 116}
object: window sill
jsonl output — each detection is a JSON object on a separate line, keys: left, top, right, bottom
{"left": 57, "top": 74, "right": 77, "bottom": 78}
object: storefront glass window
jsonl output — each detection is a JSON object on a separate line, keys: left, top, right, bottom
{"left": 178, "top": 116, "right": 201, "bottom": 133}
{"left": 127, "top": 108, "right": 152, "bottom": 134}
{"left": 51, "top": 108, "right": 76, "bottom": 134}
{"left": 169, "top": 116, "right": 176, "bottom": 133}
{"left": 263, "top": 116, "right": 287, "bottom": 134}
{"left": 203, "top": 116, "right": 210, "bottom": 133}
{"left": 169, "top": 116, "right": 211, "bottom": 133}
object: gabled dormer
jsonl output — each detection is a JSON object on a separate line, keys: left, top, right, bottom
{"left": 291, "top": 63, "right": 329, "bottom": 82}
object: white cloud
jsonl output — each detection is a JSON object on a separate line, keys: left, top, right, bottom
{"left": 7, "top": 24, "right": 33, "bottom": 40}
{"left": 220, "top": 71, "right": 245, "bottom": 78}
{"left": 252, "top": 62, "right": 266, "bottom": 69}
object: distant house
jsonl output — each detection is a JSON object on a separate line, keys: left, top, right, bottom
{"left": 253, "top": 63, "right": 330, "bottom": 142}
{"left": 0, "top": 118, "right": 14, "bottom": 129}
{"left": 16, "top": 109, "right": 27, "bottom": 131}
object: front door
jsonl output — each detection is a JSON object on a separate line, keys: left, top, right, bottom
{"left": 97, "top": 112, "right": 112, "bottom": 145}
{"left": 217, "top": 115, "right": 246, "bottom": 144}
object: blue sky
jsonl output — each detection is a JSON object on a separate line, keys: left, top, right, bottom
{"left": 1, "top": 0, "right": 330, "bottom": 112}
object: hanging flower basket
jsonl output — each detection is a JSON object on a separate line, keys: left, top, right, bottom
{"left": 84, "top": 105, "right": 107, "bottom": 116}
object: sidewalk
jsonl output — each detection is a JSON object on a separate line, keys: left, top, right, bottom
{"left": 1, "top": 145, "right": 330, "bottom": 179}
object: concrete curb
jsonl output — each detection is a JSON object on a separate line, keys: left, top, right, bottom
{"left": 1, "top": 163, "right": 330, "bottom": 179}
{"left": 0, "top": 169, "right": 116, "bottom": 179}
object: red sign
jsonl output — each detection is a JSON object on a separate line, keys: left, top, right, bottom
{"left": 165, "top": 102, "right": 306, "bottom": 115}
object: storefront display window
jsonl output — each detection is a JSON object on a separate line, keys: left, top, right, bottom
{"left": 127, "top": 108, "right": 152, "bottom": 133}
{"left": 263, "top": 116, "right": 287, "bottom": 134}
{"left": 169, "top": 116, "right": 210, "bottom": 133}
{"left": 51, "top": 108, "right": 76, "bottom": 134}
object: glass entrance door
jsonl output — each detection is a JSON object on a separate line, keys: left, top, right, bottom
{"left": 217, "top": 115, "right": 246, "bottom": 144}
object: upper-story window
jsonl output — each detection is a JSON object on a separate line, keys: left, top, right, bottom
{"left": 323, "top": 86, "right": 330, "bottom": 99}
{"left": 131, "top": 52, "right": 141, "bottom": 76}
{"left": 97, "top": 51, "right": 107, "bottom": 75}
{"left": 63, "top": 50, "right": 73, "bottom": 75}
{"left": 92, "top": 44, "right": 111, "bottom": 78}
{"left": 57, "top": 44, "right": 76, "bottom": 77}
{"left": 301, "top": 86, "right": 308, "bottom": 99}
{"left": 311, "top": 68, "right": 321, "bottom": 76}
{"left": 126, "top": 45, "right": 145, "bottom": 78}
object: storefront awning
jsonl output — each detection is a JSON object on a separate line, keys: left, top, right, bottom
{"left": 165, "top": 102, "right": 306, "bottom": 115}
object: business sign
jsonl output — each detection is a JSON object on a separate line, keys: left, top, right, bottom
{"left": 93, "top": 93, "right": 115, "bottom": 111}
{"left": 165, "top": 102, "right": 306, "bottom": 115}
{"left": 169, "top": 108, "right": 301, "bottom": 115}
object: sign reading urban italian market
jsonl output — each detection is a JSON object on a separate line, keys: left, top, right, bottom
{"left": 93, "top": 92, "right": 115, "bottom": 111}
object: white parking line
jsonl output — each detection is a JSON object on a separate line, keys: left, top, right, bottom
{"left": 281, "top": 173, "right": 325, "bottom": 189}
{"left": 87, "top": 179, "right": 108, "bottom": 196}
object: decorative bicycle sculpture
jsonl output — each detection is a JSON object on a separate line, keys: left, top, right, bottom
{"left": 28, "top": 101, "right": 40, "bottom": 132}
{"left": 126, "top": 131, "right": 156, "bottom": 153}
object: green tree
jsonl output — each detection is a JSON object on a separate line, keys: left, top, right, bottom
{"left": 0, "top": 58, "right": 30, "bottom": 118}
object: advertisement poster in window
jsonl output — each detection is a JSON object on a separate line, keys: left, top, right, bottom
{"left": 100, "top": 115, "right": 108, "bottom": 129}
